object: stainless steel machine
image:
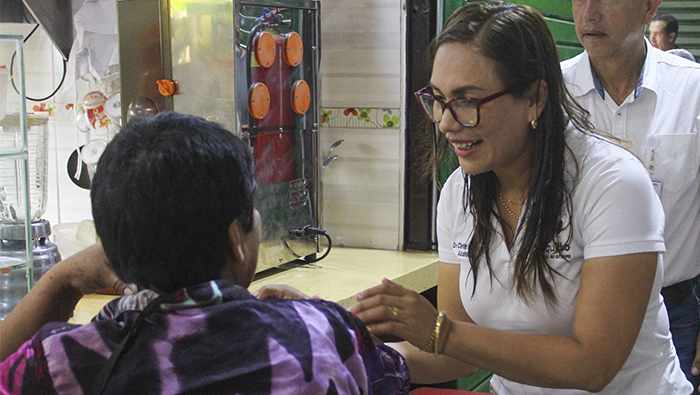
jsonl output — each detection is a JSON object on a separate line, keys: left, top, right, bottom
{"left": 116, "top": 0, "right": 326, "bottom": 272}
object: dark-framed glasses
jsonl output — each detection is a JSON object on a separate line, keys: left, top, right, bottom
{"left": 414, "top": 86, "right": 510, "bottom": 128}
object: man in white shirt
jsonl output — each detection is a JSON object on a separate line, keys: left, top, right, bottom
{"left": 562, "top": 0, "right": 700, "bottom": 392}
{"left": 649, "top": 13, "right": 696, "bottom": 62}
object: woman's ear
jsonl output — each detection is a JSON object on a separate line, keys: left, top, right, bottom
{"left": 224, "top": 215, "right": 260, "bottom": 288}
{"left": 528, "top": 79, "right": 548, "bottom": 121}
{"left": 228, "top": 220, "right": 246, "bottom": 265}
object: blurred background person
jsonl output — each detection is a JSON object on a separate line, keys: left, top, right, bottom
{"left": 650, "top": 13, "right": 696, "bottom": 62}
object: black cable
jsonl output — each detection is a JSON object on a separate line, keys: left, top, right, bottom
{"left": 288, "top": 225, "right": 332, "bottom": 262}
{"left": 10, "top": 23, "right": 68, "bottom": 102}
{"left": 87, "top": 293, "right": 170, "bottom": 395}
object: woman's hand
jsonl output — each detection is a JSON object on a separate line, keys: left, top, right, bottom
{"left": 349, "top": 278, "right": 440, "bottom": 350}
{"left": 57, "top": 243, "right": 136, "bottom": 297}
{"left": 253, "top": 284, "right": 314, "bottom": 300}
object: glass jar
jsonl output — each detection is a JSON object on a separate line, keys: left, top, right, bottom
{"left": 0, "top": 113, "right": 48, "bottom": 222}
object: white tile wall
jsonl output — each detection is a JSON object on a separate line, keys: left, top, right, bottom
{"left": 320, "top": 126, "right": 402, "bottom": 248}
{"left": 321, "top": 1, "right": 403, "bottom": 108}
{"left": 319, "top": 0, "right": 406, "bottom": 250}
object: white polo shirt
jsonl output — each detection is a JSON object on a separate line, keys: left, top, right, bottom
{"left": 561, "top": 41, "right": 700, "bottom": 286}
{"left": 438, "top": 130, "right": 690, "bottom": 394}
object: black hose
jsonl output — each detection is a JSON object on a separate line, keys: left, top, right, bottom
{"left": 287, "top": 225, "right": 332, "bottom": 262}
{"left": 10, "top": 24, "right": 67, "bottom": 102}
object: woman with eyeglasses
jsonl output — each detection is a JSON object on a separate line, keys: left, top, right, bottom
{"left": 349, "top": 2, "right": 691, "bottom": 394}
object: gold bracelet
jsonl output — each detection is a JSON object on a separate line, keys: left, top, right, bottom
{"left": 419, "top": 316, "right": 437, "bottom": 353}
{"left": 433, "top": 311, "right": 448, "bottom": 355}
{"left": 420, "top": 311, "right": 447, "bottom": 355}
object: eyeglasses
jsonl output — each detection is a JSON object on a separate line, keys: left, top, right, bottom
{"left": 414, "top": 86, "right": 510, "bottom": 128}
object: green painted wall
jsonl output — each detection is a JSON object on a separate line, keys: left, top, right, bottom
{"left": 442, "top": 0, "right": 583, "bottom": 61}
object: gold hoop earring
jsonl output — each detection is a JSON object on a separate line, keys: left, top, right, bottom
{"left": 530, "top": 120, "right": 538, "bottom": 130}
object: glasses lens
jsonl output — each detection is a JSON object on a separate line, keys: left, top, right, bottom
{"left": 418, "top": 95, "right": 440, "bottom": 123}
{"left": 451, "top": 100, "right": 477, "bottom": 127}
{"left": 416, "top": 91, "right": 479, "bottom": 127}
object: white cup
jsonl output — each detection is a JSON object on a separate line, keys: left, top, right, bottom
{"left": 104, "top": 93, "right": 122, "bottom": 127}
{"left": 80, "top": 139, "right": 107, "bottom": 167}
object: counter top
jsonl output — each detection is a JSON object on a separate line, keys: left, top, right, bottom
{"left": 70, "top": 247, "right": 438, "bottom": 324}
{"left": 250, "top": 247, "right": 439, "bottom": 307}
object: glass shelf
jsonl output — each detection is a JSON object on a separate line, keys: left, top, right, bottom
{"left": 0, "top": 149, "right": 27, "bottom": 158}
{"left": 0, "top": 34, "right": 32, "bottom": 320}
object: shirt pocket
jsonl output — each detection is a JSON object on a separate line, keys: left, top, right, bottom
{"left": 653, "top": 133, "right": 698, "bottom": 194}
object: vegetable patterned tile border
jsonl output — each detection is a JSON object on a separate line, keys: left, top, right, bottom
{"left": 321, "top": 107, "right": 400, "bottom": 130}
{"left": 22, "top": 103, "right": 402, "bottom": 131}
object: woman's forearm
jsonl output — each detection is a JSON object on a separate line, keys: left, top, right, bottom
{"left": 441, "top": 320, "right": 612, "bottom": 391}
{"left": 0, "top": 243, "right": 126, "bottom": 362}
{"left": 0, "top": 260, "right": 83, "bottom": 361}
{"left": 389, "top": 320, "right": 603, "bottom": 389}
{"left": 390, "top": 341, "right": 478, "bottom": 384}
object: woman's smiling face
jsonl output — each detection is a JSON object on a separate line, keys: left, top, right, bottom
{"left": 430, "top": 42, "right": 538, "bottom": 177}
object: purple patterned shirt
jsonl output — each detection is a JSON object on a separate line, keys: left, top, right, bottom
{"left": 0, "top": 280, "right": 409, "bottom": 395}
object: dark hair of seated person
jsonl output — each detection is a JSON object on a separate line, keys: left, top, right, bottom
{"left": 90, "top": 111, "right": 256, "bottom": 293}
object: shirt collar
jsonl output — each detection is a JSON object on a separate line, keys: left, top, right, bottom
{"left": 590, "top": 40, "right": 648, "bottom": 101}
{"left": 94, "top": 280, "right": 252, "bottom": 321}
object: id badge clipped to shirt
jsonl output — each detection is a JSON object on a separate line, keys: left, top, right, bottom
{"left": 647, "top": 135, "right": 663, "bottom": 197}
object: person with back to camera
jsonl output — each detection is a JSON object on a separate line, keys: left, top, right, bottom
{"left": 561, "top": 0, "right": 700, "bottom": 392}
{"left": 0, "top": 112, "right": 410, "bottom": 395}
{"left": 649, "top": 13, "right": 696, "bottom": 62}
{"left": 346, "top": 2, "right": 692, "bottom": 394}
